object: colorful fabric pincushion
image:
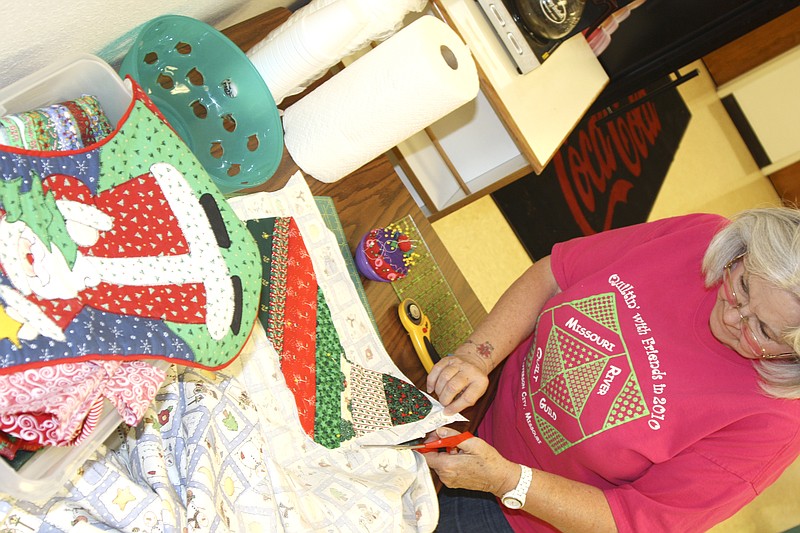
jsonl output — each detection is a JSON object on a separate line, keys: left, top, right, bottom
{"left": 355, "top": 226, "right": 417, "bottom": 282}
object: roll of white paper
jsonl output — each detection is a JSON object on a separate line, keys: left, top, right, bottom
{"left": 246, "top": 0, "right": 365, "bottom": 104}
{"left": 282, "top": 15, "right": 479, "bottom": 183}
{"left": 247, "top": 0, "right": 428, "bottom": 104}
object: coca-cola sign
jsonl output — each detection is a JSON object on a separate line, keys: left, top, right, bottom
{"left": 492, "top": 83, "right": 691, "bottom": 260}
{"left": 555, "top": 90, "right": 662, "bottom": 235}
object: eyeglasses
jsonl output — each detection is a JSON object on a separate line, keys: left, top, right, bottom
{"left": 722, "top": 254, "right": 797, "bottom": 360}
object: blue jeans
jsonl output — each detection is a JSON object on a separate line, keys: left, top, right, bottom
{"left": 436, "top": 487, "right": 515, "bottom": 532}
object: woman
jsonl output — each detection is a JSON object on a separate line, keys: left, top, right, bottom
{"left": 424, "top": 208, "right": 800, "bottom": 532}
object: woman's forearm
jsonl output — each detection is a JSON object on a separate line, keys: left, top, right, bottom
{"left": 428, "top": 429, "right": 617, "bottom": 533}
{"left": 454, "top": 256, "right": 559, "bottom": 373}
{"left": 427, "top": 258, "right": 560, "bottom": 413}
{"left": 495, "top": 464, "right": 617, "bottom": 533}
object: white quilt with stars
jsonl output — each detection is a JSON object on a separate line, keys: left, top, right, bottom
{"left": 0, "top": 173, "right": 462, "bottom": 532}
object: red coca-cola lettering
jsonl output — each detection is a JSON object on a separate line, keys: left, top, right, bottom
{"left": 556, "top": 90, "right": 663, "bottom": 235}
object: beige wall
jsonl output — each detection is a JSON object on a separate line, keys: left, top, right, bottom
{"left": 648, "top": 62, "right": 780, "bottom": 221}
{"left": 0, "top": 0, "right": 293, "bottom": 90}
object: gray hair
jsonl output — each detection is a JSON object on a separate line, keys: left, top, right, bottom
{"left": 702, "top": 207, "right": 800, "bottom": 399}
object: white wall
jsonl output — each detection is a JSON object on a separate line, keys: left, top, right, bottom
{"left": 0, "top": 0, "right": 296, "bottom": 89}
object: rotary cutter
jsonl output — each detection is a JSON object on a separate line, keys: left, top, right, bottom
{"left": 398, "top": 298, "right": 441, "bottom": 372}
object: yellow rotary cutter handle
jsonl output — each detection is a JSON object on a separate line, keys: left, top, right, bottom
{"left": 398, "top": 298, "right": 442, "bottom": 373}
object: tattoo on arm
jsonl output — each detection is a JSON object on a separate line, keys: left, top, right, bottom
{"left": 466, "top": 339, "right": 494, "bottom": 359}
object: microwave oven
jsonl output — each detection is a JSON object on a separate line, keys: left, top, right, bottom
{"left": 474, "top": 0, "right": 619, "bottom": 74}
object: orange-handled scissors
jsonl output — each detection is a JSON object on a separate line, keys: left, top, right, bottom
{"left": 362, "top": 432, "right": 474, "bottom": 453}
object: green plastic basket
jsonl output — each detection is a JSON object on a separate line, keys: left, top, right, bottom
{"left": 120, "top": 15, "right": 283, "bottom": 194}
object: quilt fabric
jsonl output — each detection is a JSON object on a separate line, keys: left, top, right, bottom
{"left": 0, "top": 174, "right": 462, "bottom": 532}
{"left": 0, "top": 79, "right": 261, "bottom": 374}
{"left": 0, "top": 77, "right": 260, "bottom": 453}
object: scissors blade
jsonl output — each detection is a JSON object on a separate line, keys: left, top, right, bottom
{"left": 361, "top": 432, "right": 473, "bottom": 452}
{"left": 360, "top": 443, "right": 425, "bottom": 450}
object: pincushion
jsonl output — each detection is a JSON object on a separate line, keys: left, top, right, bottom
{"left": 355, "top": 225, "right": 417, "bottom": 282}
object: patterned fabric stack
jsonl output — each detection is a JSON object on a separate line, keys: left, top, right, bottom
{"left": 0, "top": 95, "right": 113, "bottom": 151}
{"left": 0, "top": 174, "right": 462, "bottom": 532}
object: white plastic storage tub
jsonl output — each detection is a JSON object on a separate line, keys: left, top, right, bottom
{"left": 0, "top": 54, "right": 156, "bottom": 502}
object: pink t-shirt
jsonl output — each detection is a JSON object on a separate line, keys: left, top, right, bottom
{"left": 479, "top": 214, "right": 800, "bottom": 532}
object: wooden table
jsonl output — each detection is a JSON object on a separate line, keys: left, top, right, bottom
{"left": 222, "top": 9, "right": 488, "bottom": 412}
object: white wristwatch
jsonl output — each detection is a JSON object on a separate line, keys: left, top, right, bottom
{"left": 501, "top": 464, "right": 532, "bottom": 509}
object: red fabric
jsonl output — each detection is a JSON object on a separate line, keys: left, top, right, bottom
{"left": 37, "top": 172, "right": 207, "bottom": 324}
{"left": 280, "top": 219, "right": 319, "bottom": 438}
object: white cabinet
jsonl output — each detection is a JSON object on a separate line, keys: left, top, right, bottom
{"left": 393, "top": 88, "right": 528, "bottom": 216}
{"left": 717, "top": 45, "right": 800, "bottom": 176}
{"left": 393, "top": 0, "right": 609, "bottom": 219}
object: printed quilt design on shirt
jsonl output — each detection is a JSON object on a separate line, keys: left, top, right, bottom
{"left": 526, "top": 293, "right": 648, "bottom": 454}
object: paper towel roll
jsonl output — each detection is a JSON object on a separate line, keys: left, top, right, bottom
{"left": 247, "top": 0, "right": 428, "bottom": 104}
{"left": 261, "top": 0, "right": 428, "bottom": 60}
{"left": 282, "top": 15, "right": 479, "bottom": 183}
{"left": 348, "top": 0, "right": 429, "bottom": 42}
{"left": 247, "top": 1, "right": 365, "bottom": 104}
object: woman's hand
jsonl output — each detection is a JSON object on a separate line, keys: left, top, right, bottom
{"left": 426, "top": 351, "right": 490, "bottom": 415}
{"left": 423, "top": 427, "right": 518, "bottom": 496}
{"left": 426, "top": 427, "right": 618, "bottom": 532}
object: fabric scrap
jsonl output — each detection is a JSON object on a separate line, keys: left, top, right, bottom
{"left": 266, "top": 217, "right": 290, "bottom": 353}
{"left": 0, "top": 360, "right": 166, "bottom": 446}
{"left": 279, "top": 218, "right": 319, "bottom": 438}
{"left": 314, "top": 288, "right": 353, "bottom": 449}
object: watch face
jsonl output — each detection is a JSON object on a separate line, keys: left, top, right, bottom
{"left": 502, "top": 496, "right": 523, "bottom": 509}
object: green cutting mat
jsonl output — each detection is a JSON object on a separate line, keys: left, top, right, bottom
{"left": 389, "top": 215, "right": 474, "bottom": 356}
{"left": 314, "top": 197, "right": 380, "bottom": 336}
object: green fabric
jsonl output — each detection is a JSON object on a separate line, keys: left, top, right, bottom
{"left": 314, "top": 289, "right": 353, "bottom": 449}
{"left": 383, "top": 374, "right": 432, "bottom": 426}
{"left": 245, "top": 217, "right": 277, "bottom": 336}
{"left": 99, "top": 98, "right": 261, "bottom": 367}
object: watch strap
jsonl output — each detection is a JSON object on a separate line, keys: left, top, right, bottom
{"left": 501, "top": 464, "right": 532, "bottom": 509}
